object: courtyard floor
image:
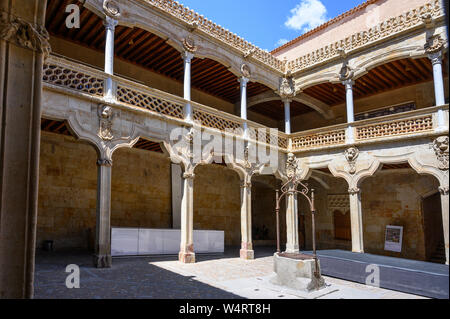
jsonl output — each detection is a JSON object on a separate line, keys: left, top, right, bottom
{"left": 34, "top": 248, "right": 427, "bottom": 299}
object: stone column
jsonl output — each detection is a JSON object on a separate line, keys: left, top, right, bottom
{"left": 179, "top": 173, "right": 195, "bottom": 263}
{"left": 94, "top": 159, "right": 113, "bottom": 268}
{"left": 0, "top": 0, "right": 49, "bottom": 298}
{"left": 349, "top": 188, "right": 364, "bottom": 253}
{"left": 171, "top": 164, "right": 183, "bottom": 229}
{"left": 240, "top": 77, "right": 250, "bottom": 137}
{"left": 343, "top": 79, "right": 355, "bottom": 143}
{"left": 103, "top": 16, "right": 118, "bottom": 101}
{"left": 428, "top": 51, "right": 446, "bottom": 130}
{"left": 284, "top": 99, "right": 292, "bottom": 134}
{"left": 440, "top": 186, "right": 449, "bottom": 265}
{"left": 240, "top": 181, "right": 254, "bottom": 260}
{"left": 285, "top": 192, "right": 299, "bottom": 253}
{"left": 183, "top": 52, "right": 195, "bottom": 122}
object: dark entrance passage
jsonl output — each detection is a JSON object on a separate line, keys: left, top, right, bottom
{"left": 423, "top": 192, "right": 445, "bottom": 264}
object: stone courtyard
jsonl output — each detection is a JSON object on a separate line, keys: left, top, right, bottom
{"left": 34, "top": 249, "right": 426, "bottom": 299}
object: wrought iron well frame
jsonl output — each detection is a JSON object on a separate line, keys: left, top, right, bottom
{"left": 275, "top": 175, "right": 320, "bottom": 278}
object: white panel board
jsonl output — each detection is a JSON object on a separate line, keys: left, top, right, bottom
{"left": 111, "top": 228, "right": 139, "bottom": 256}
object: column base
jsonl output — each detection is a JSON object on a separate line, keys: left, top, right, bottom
{"left": 93, "top": 254, "right": 112, "bottom": 268}
{"left": 285, "top": 245, "right": 299, "bottom": 254}
{"left": 352, "top": 249, "right": 364, "bottom": 253}
{"left": 179, "top": 252, "right": 196, "bottom": 264}
{"left": 240, "top": 249, "right": 255, "bottom": 260}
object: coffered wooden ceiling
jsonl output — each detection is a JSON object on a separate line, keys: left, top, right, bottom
{"left": 45, "top": 0, "right": 270, "bottom": 104}
{"left": 303, "top": 57, "right": 448, "bottom": 106}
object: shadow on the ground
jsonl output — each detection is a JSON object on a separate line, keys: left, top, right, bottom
{"left": 34, "top": 250, "right": 246, "bottom": 299}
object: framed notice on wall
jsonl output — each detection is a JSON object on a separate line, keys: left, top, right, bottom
{"left": 384, "top": 226, "right": 403, "bottom": 252}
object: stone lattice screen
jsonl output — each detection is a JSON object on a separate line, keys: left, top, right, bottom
{"left": 116, "top": 85, "right": 185, "bottom": 120}
{"left": 43, "top": 63, "right": 104, "bottom": 96}
{"left": 355, "top": 115, "right": 434, "bottom": 140}
{"left": 291, "top": 130, "right": 346, "bottom": 150}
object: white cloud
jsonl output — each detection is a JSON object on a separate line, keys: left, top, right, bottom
{"left": 285, "top": 0, "right": 328, "bottom": 33}
{"left": 276, "top": 39, "right": 289, "bottom": 47}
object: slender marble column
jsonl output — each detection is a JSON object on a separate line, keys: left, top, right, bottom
{"left": 429, "top": 52, "right": 446, "bottom": 130}
{"left": 183, "top": 52, "right": 195, "bottom": 122}
{"left": 179, "top": 173, "right": 195, "bottom": 263}
{"left": 349, "top": 188, "right": 364, "bottom": 253}
{"left": 103, "top": 16, "right": 118, "bottom": 101}
{"left": 0, "top": 0, "right": 48, "bottom": 298}
{"left": 440, "top": 186, "right": 449, "bottom": 265}
{"left": 94, "top": 159, "right": 113, "bottom": 268}
{"left": 284, "top": 99, "right": 292, "bottom": 134}
{"left": 285, "top": 192, "right": 299, "bottom": 253}
{"left": 240, "top": 181, "right": 254, "bottom": 260}
{"left": 240, "top": 77, "right": 250, "bottom": 137}
{"left": 343, "top": 79, "right": 355, "bottom": 143}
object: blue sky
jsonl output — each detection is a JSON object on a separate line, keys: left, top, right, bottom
{"left": 178, "top": 0, "right": 365, "bottom": 51}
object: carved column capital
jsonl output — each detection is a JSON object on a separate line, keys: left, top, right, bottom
{"left": 97, "top": 159, "right": 113, "bottom": 167}
{"left": 181, "top": 50, "right": 195, "bottom": 62}
{"left": 183, "top": 172, "right": 195, "bottom": 180}
{"left": 348, "top": 188, "right": 361, "bottom": 195}
{"left": 0, "top": 10, "right": 51, "bottom": 57}
{"left": 439, "top": 186, "right": 449, "bottom": 196}
{"left": 240, "top": 181, "right": 252, "bottom": 189}
{"left": 103, "top": 16, "right": 119, "bottom": 31}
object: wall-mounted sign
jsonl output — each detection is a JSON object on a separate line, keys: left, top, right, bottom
{"left": 384, "top": 225, "right": 403, "bottom": 252}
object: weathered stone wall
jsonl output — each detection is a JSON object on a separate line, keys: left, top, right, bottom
{"left": 193, "top": 165, "right": 241, "bottom": 246}
{"left": 300, "top": 170, "right": 440, "bottom": 261}
{"left": 37, "top": 132, "right": 98, "bottom": 250}
{"left": 110, "top": 148, "right": 172, "bottom": 230}
{"left": 38, "top": 132, "right": 262, "bottom": 250}
{"left": 360, "top": 170, "right": 439, "bottom": 260}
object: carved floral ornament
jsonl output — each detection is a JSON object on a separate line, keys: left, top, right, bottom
{"left": 345, "top": 147, "right": 359, "bottom": 175}
{"left": 279, "top": 78, "right": 295, "bottom": 99}
{"left": 103, "top": 0, "right": 121, "bottom": 18}
{"left": 339, "top": 63, "right": 354, "bottom": 82}
{"left": 286, "top": 153, "right": 299, "bottom": 178}
{"left": 241, "top": 64, "right": 251, "bottom": 78}
{"left": 183, "top": 36, "right": 198, "bottom": 53}
{"left": 0, "top": 10, "right": 51, "bottom": 57}
{"left": 98, "top": 105, "right": 115, "bottom": 141}
{"left": 432, "top": 136, "right": 449, "bottom": 170}
{"left": 424, "top": 34, "right": 445, "bottom": 55}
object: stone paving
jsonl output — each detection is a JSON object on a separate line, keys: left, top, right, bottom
{"left": 34, "top": 248, "right": 427, "bottom": 299}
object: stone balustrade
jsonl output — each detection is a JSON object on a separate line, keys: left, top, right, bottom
{"left": 42, "top": 56, "right": 448, "bottom": 155}
{"left": 291, "top": 105, "right": 448, "bottom": 152}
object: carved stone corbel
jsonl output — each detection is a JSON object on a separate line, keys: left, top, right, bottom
{"left": 103, "top": 0, "right": 121, "bottom": 19}
{"left": 182, "top": 36, "right": 198, "bottom": 53}
{"left": 0, "top": 10, "right": 51, "bottom": 57}
{"left": 348, "top": 187, "right": 361, "bottom": 195}
{"left": 279, "top": 77, "right": 295, "bottom": 100}
{"left": 432, "top": 136, "right": 449, "bottom": 171}
{"left": 98, "top": 105, "right": 115, "bottom": 141}
{"left": 345, "top": 147, "right": 360, "bottom": 175}
{"left": 240, "top": 63, "right": 251, "bottom": 79}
